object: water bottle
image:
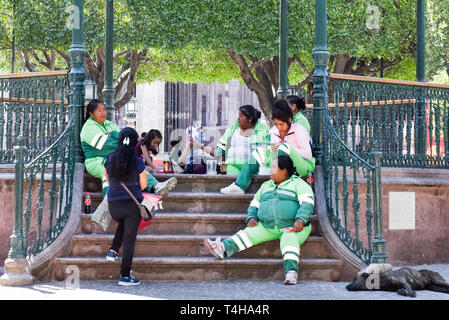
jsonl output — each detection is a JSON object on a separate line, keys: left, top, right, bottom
{"left": 84, "top": 192, "right": 91, "bottom": 214}
{"left": 306, "top": 172, "right": 314, "bottom": 185}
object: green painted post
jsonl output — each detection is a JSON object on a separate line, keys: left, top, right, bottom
{"left": 8, "top": 137, "right": 27, "bottom": 259}
{"left": 277, "top": 0, "right": 289, "bottom": 99}
{"left": 312, "top": 0, "right": 330, "bottom": 164}
{"left": 416, "top": 0, "right": 426, "bottom": 156}
{"left": 370, "top": 143, "right": 388, "bottom": 264}
{"left": 68, "top": 0, "right": 86, "bottom": 163}
{"left": 104, "top": 0, "right": 115, "bottom": 121}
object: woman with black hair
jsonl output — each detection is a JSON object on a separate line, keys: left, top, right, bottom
{"left": 204, "top": 155, "right": 315, "bottom": 285}
{"left": 136, "top": 129, "right": 163, "bottom": 172}
{"left": 215, "top": 105, "right": 270, "bottom": 175}
{"left": 104, "top": 127, "right": 146, "bottom": 286}
{"left": 221, "top": 99, "right": 315, "bottom": 194}
{"left": 285, "top": 95, "right": 310, "bottom": 133}
{"left": 80, "top": 99, "right": 177, "bottom": 197}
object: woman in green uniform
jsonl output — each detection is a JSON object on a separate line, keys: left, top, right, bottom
{"left": 204, "top": 155, "right": 314, "bottom": 285}
{"left": 80, "top": 99, "right": 176, "bottom": 197}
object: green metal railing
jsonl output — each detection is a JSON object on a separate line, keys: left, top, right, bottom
{"left": 321, "top": 105, "right": 386, "bottom": 265}
{"left": 330, "top": 74, "right": 449, "bottom": 168}
{"left": 3, "top": 71, "right": 77, "bottom": 261}
{"left": 18, "top": 118, "right": 75, "bottom": 257}
{"left": 0, "top": 71, "right": 70, "bottom": 164}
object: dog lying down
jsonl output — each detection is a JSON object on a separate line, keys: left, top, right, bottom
{"left": 346, "top": 267, "right": 449, "bottom": 297}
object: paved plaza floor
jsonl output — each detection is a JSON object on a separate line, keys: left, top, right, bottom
{"left": 0, "top": 264, "right": 449, "bottom": 301}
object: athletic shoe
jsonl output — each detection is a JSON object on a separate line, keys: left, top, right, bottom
{"left": 220, "top": 182, "right": 244, "bottom": 194}
{"left": 106, "top": 249, "right": 118, "bottom": 262}
{"left": 118, "top": 275, "right": 140, "bottom": 286}
{"left": 154, "top": 177, "right": 177, "bottom": 195}
{"left": 284, "top": 270, "right": 298, "bottom": 285}
{"left": 203, "top": 237, "right": 225, "bottom": 259}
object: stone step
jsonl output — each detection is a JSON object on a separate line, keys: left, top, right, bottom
{"left": 81, "top": 213, "right": 320, "bottom": 236}
{"left": 53, "top": 256, "right": 344, "bottom": 281}
{"left": 84, "top": 172, "right": 270, "bottom": 194}
{"left": 85, "top": 192, "right": 256, "bottom": 214}
{"left": 70, "top": 234, "right": 330, "bottom": 259}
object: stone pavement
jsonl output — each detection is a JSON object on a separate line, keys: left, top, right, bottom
{"left": 0, "top": 264, "right": 449, "bottom": 301}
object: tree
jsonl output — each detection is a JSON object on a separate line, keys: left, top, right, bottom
{"left": 0, "top": 0, "right": 147, "bottom": 110}
{"left": 1, "top": 0, "right": 422, "bottom": 118}
{"left": 427, "top": 0, "right": 449, "bottom": 81}
{"left": 125, "top": 0, "right": 418, "bottom": 118}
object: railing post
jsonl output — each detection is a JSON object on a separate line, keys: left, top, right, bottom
{"left": 369, "top": 143, "right": 388, "bottom": 265}
{"left": 68, "top": 0, "right": 87, "bottom": 163}
{"left": 312, "top": 0, "right": 330, "bottom": 164}
{"left": 415, "top": 0, "right": 426, "bottom": 157}
{"left": 104, "top": 0, "right": 115, "bottom": 121}
{"left": 277, "top": 0, "right": 289, "bottom": 99}
{"left": 0, "top": 137, "right": 34, "bottom": 286}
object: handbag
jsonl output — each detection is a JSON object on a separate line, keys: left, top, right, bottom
{"left": 91, "top": 194, "right": 112, "bottom": 231}
{"left": 120, "top": 182, "right": 154, "bottom": 221}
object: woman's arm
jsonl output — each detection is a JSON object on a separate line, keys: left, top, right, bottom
{"left": 139, "top": 170, "right": 148, "bottom": 191}
{"left": 178, "top": 143, "right": 192, "bottom": 166}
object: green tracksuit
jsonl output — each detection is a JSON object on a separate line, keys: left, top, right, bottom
{"left": 215, "top": 120, "right": 270, "bottom": 175}
{"left": 235, "top": 142, "right": 315, "bottom": 191}
{"left": 293, "top": 111, "right": 310, "bottom": 133}
{"left": 222, "top": 176, "right": 315, "bottom": 273}
{"left": 80, "top": 117, "right": 158, "bottom": 196}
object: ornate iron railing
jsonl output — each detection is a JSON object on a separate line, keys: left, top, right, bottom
{"left": 330, "top": 74, "right": 449, "bottom": 168}
{"left": 17, "top": 117, "right": 76, "bottom": 257}
{"left": 322, "top": 105, "right": 386, "bottom": 265}
{"left": 0, "top": 71, "right": 70, "bottom": 164}
{"left": 2, "top": 71, "right": 78, "bottom": 262}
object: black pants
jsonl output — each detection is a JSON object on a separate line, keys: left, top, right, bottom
{"left": 108, "top": 199, "right": 141, "bottom": 278}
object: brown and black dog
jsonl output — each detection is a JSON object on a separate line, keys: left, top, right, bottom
{"left": 346, "top": 267, "right": 449, "bottom": 297}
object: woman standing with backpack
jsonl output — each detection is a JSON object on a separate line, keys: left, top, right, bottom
{"left": 103, "top": 127, "right": 147, "bottom": 286}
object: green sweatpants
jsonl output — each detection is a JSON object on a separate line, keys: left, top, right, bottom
{"left": 222, "top": 222, "right": 312, "bottom": 273}
{"left": 236, "top": 143, "right": 315, "bottom": 191}
{"left": 85, "top": 156, "right": 159, "bottom": 197}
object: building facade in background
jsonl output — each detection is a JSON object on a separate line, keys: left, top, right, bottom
{"left": 133, "top": 80, "right": 264, "bottom": 153}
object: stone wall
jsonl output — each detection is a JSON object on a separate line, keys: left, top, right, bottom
{"left": 343, "top": 168, "right": 449, "bottom": 266}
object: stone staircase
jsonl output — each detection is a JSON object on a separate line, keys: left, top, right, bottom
{"left": 52, "top": 173, "right": 345, "bottom": 282}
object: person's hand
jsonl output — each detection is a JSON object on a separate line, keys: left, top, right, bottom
{"left": 271, "top": 143, "right": 279, "bottom": 154}
{"left": 293, "top": 221, "right": 304, "bottom": 232}
{"left": 193, "top": 140, "right": 202, "bottom": 149}
{"left": 247, "top": 218, "right": 258, "bottom": 227}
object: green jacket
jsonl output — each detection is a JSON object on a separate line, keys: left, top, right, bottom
{"left": 215, "top": 120, "right": 270, "bottom": 159}
{"left": 246, "top": 175, "right": 315, "bottom": 229}
{"left": 80, "top": 117, "right": 120, "bottom": 159}
{"left": 293, "top": 111, "right": 310, "bottom": 133}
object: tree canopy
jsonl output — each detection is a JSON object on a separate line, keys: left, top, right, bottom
{"left": 1, "top": 0, "right": 447, "bottom": 116}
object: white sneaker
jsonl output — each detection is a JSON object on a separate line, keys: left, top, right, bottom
{"left": 203, "top": 238, "right": 225, "bottom": 259}
{"left": 154, "top": 177, "right": 177, "bottom": 195}
{"left": 284, "top": 270, "right": 298, "bottom": 285}
{"left": 220, "top": 182, "right": 244, "bottom": 194}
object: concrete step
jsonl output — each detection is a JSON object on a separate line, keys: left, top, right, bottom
{"left": 81, "top": 213, "right": 320, "bottom": 236}
{"left": 85, "top": 192, "right": 255, "bottom": 214}
{"left": 84, "top": 172, "right": 270, "bottom": 194}
{"left": 70, "top": 234, "right": 330, "bottom": 259}
{"left": 53, "top": 256, "right": 344, "bottom": 281}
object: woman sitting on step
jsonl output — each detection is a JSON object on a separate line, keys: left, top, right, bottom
{"left": 215, "top": 105, "right": 270, "bottom": 175}
{"left": 220, "top": 99, "right": 315, "bottom": 194}
{"left": 285, "top": 95, "right": 310, "bottom": 133}
{"left": 80, "top": 99, "right": 177, "bottom": 197}
{"left": 204, "top": 155, "right": 315, "bottom": 285}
